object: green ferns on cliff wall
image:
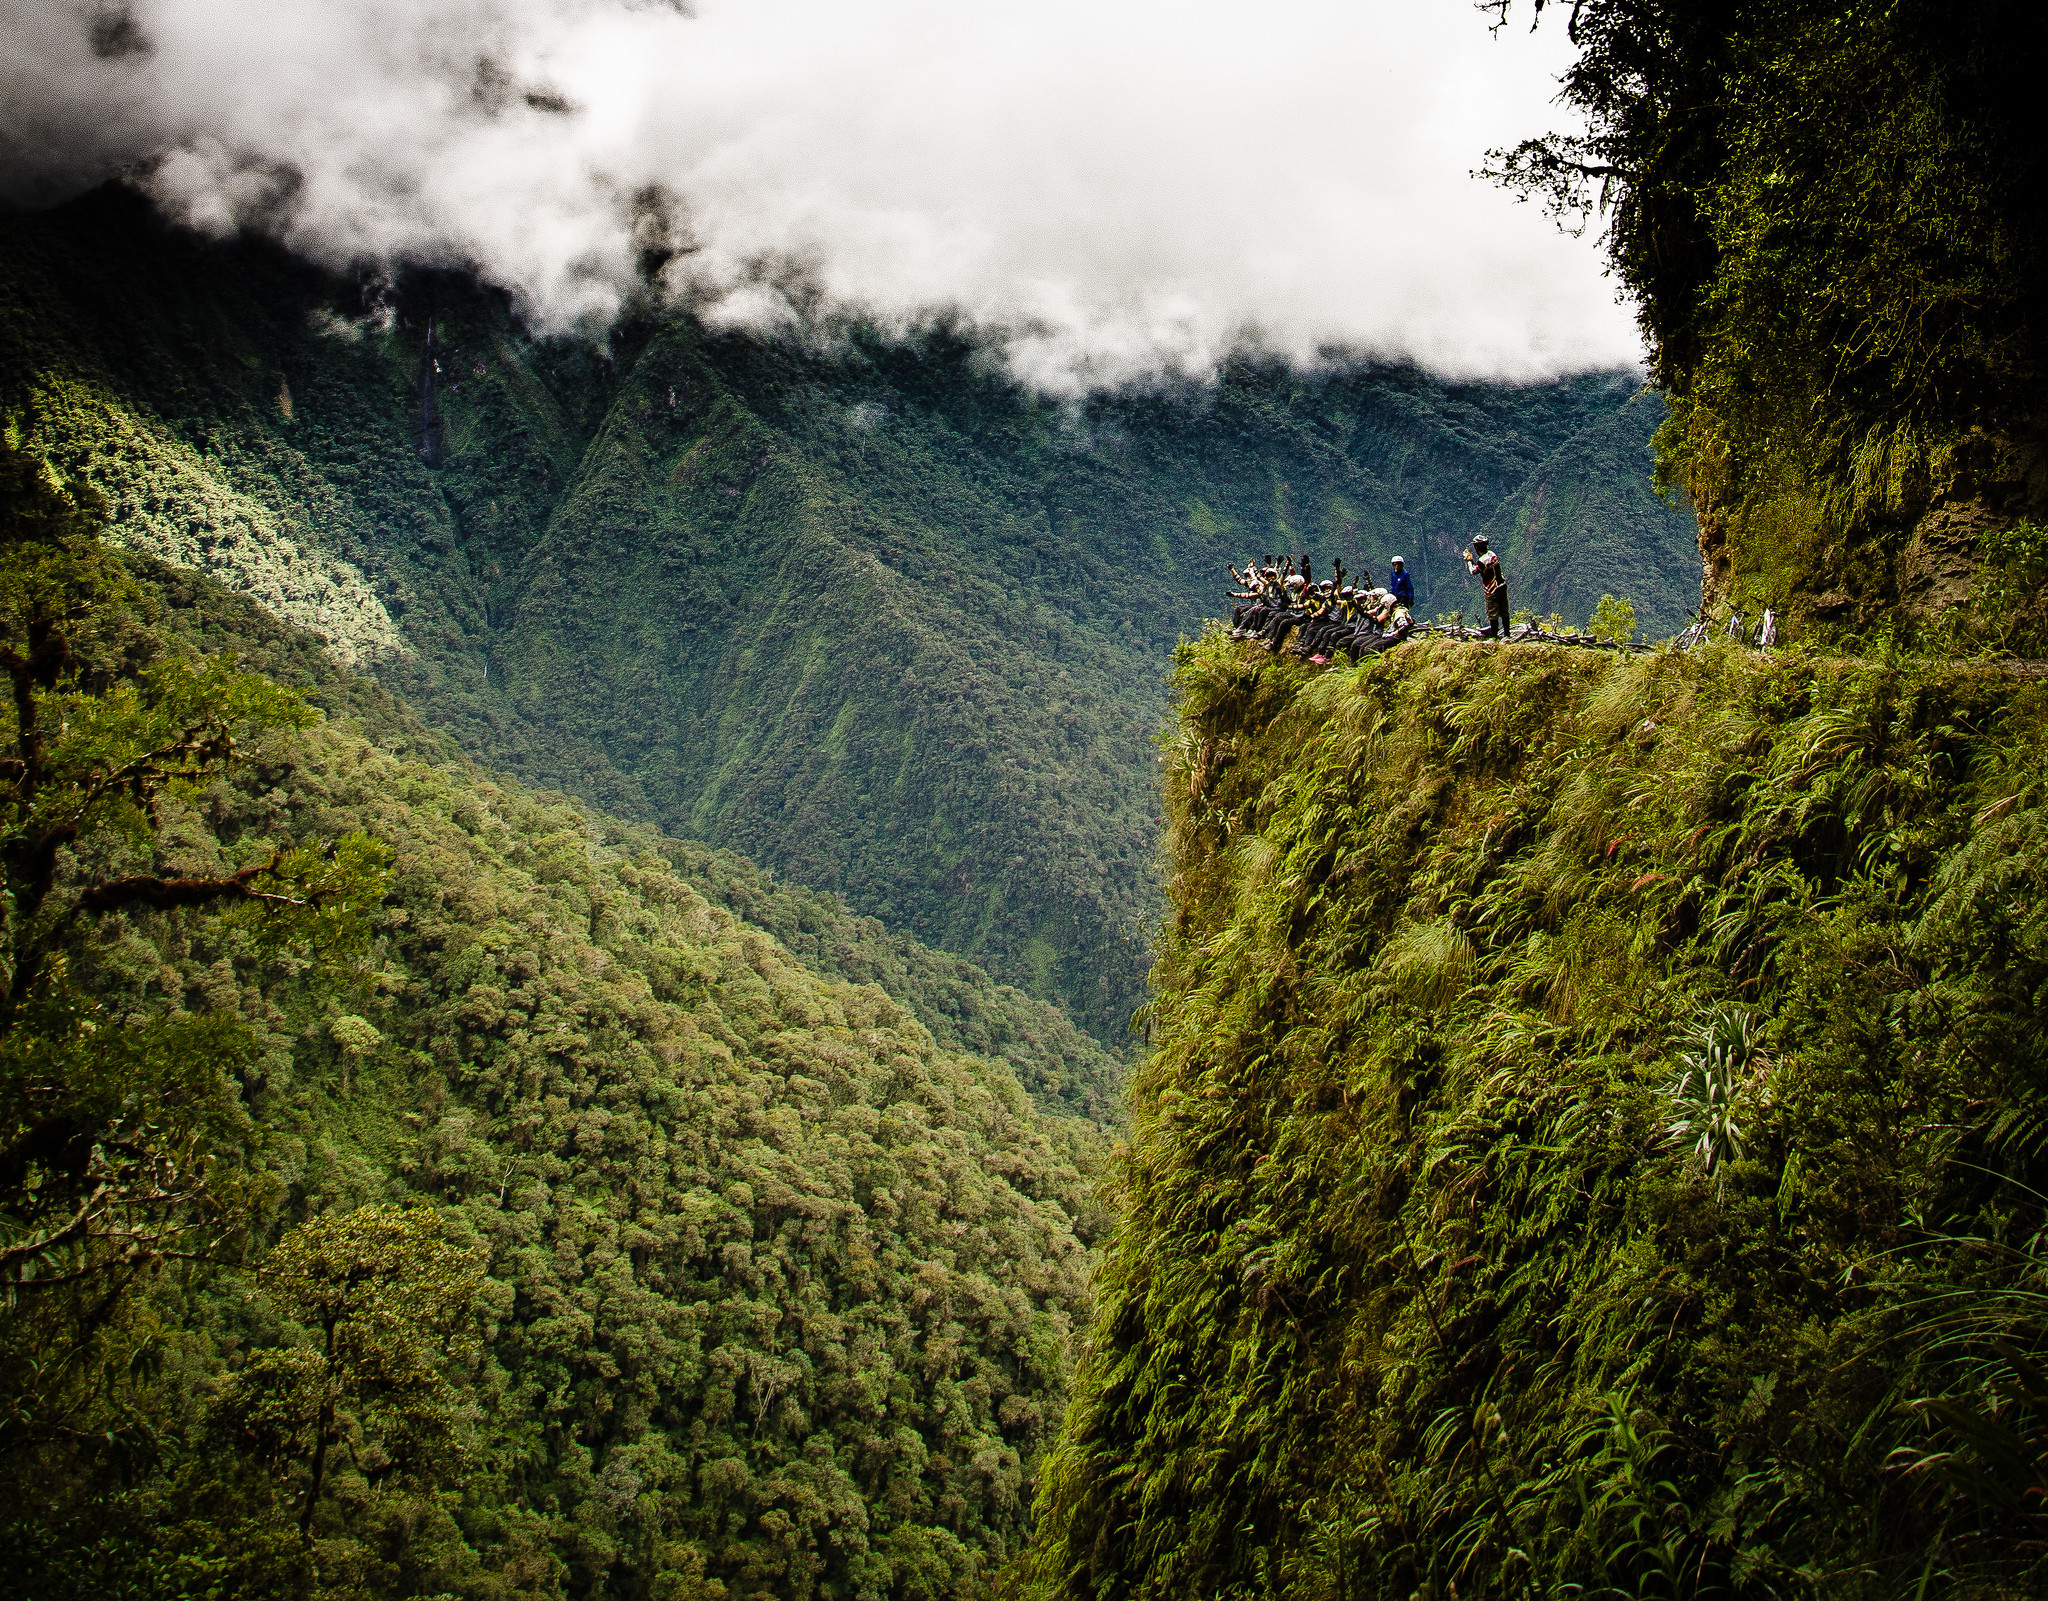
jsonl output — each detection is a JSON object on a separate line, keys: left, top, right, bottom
{"left": 1030, "top": 630, "right": 2048, "bottom": 1597}
{"left": 0, "top": 188, "right": 1699, "bottom": 1044}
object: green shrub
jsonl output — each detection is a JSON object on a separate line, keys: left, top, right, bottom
{"left": 1971, "top": 519, "right": 2048, "bottom": 654}
{"left": 1588, "top": 592, "right": 1638, "bottom": 645}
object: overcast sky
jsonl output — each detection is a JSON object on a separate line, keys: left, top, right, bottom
{"left": 1, "top": 0, "right": 1641, "bottom": 388}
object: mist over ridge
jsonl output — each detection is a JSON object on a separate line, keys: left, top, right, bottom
{"left": 1, "top": 0, "right": 1642, "bottom": 391}
{"left": 0, "top": 188, "right": 1693, "bottom": 1045}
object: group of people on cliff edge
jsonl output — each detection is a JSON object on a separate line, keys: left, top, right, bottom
{"left": 1226, "top": 556, "right": 1416, "bottom": 663}
{"left": 1225, "top": 536, "right": 1510, "bottom": 663}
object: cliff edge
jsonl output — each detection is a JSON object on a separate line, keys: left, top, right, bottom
{"left": 1030, "top": 629, "right": 2048, "bottom": 1597}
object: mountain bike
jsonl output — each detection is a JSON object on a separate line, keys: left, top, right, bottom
{"left": 1674, "top": 605, "right": 1778, "bottom": 651}
{"left": 1674, "top": 610, "right": 1714, "bottom": 650}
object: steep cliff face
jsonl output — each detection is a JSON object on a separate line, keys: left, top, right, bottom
{"left": 0, "top": 187, "right": 1698, "bottom": 1046}
{"left": 1681, "top": 405, "right": 2048, "bottom": 643}
{"left": 1492, "top": 0, "right": 2048, "bottom": 644}
{"left": 1029, "top": 631, "right": 2048, "bottom": 1598}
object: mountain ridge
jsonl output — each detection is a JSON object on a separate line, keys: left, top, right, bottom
{"left": 0, "top": 185, "right": 1702, "bottom": 1046}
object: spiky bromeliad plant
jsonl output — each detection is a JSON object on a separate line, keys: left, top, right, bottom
{"left": 1661, "top": 1005, "right": 1765, "bottom": 1186}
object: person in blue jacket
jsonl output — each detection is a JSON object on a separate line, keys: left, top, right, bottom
{"left": 1388, "top": 555, "right": 1415, "bottom": 612}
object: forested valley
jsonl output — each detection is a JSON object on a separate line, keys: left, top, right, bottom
{"left": 0, "top": 187, "right": 1697, "bottom": 1047}
{"left": 8, "top": 0, "right": 2048, "bottom": 1596}
{"left": 3, "top": 438, "right": 1126, "bottom": 1597}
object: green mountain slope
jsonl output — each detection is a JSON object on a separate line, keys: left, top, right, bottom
{"left": 649, "top": 838, "right": 1123, "bottom": 1123}
{"left": 135, "top": 550, "right": 1124, "bottom": 1124}
{"left": 9, "top": 512, "right": 1110, "bottom": 1599}
{"left": 0, "top": 187, "right": 1699, "bottom": 1045}
{"left": 1029, "top": 630, "right": 2048, "bottom": 1597}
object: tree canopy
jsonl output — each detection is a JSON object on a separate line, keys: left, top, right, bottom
{"left": 0, "top": 444, "right": 1109, "bottom": 1600}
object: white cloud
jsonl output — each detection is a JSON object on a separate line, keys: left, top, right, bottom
{"left": 0, "top": 0, "right": 1640, "bottom": 387}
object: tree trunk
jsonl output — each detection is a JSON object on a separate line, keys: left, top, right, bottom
{"left": 301, "top": 1319, "right": 338, "bottom": 1544}
{"left": 300, "top": 1408, "right": 331, "bottom": 1544}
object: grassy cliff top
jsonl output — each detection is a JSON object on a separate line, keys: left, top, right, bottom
{"left": 1029, "top": 628, "right": 2048, "bottom": 1598}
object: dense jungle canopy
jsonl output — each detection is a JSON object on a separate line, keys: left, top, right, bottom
{"left": 0, "top": 443, "right": 1114, "bottom": 1598}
